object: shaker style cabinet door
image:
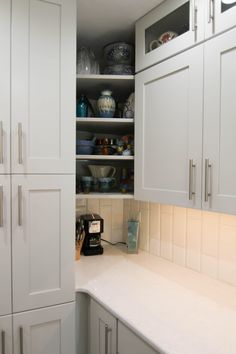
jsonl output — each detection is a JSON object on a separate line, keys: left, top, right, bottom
{"left": 135, "top": 45, "right": 203, "bottom": 208}
{"left": 135, "top": 0, "right": 205, "bottom": 72}
{"left": 12, "top": 175, "right": 75, "bottom": 312}
{"left": 89, "top": 299, "right": 117, "bottom": 354}
{"left": 118, "top": 322, "right": 158, "bottom": 354}
{"left": 13, "top": 303, "right": 75, "bottom": 354}
{"left": 11, "top": 0, "right": 76, "bottom": 174}
{"left": 203, "top": 28, "right": 236, "bottom": 214}
{"left": 0, "top": 176, "right": 11, "bottom": 316}
{"left": 0, "top": 0, "right": 11, "bottom": 174}
{"left": 0, "top": 315, "right": 13, "bottom": 354}
{"left": 205, "top": 0, "right": 236, "bottom": 38}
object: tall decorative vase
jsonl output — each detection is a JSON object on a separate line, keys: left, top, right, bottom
{"left": 97, "top": 90, "right": 115, "bottom": 118}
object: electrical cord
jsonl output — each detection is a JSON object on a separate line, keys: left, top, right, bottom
{"left": 101, "top": 238, "right": 127, "bottom": 246}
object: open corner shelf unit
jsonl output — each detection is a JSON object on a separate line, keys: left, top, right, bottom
{"left": 76, "top": 74, "right": 135, "bottom": 200}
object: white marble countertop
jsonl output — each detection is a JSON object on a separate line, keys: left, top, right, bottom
{"left": 75, "top": 244, "right": 236, "bottom": 354}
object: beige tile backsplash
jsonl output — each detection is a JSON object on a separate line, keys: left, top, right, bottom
{"left": 124, "top": 200, "right": 236, "bottom": 287}
{"left": 76, "top": 197, "right": 236, "bottom": 287}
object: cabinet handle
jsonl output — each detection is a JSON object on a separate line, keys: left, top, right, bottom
{"left": 208, "top": 0, "right": 214, "bottom": 23}
{"left": 18, "top": 185, "right": 22, "bottom": 226}
{"left": 0, "top": 121, "right": 3, "bottom": 164}
{"left": 204, "top": 159, "right": 212, "bottom": 202}
{"left": 19, "top": 327, "right": 24, "bottom": 354}
{"left": 189, "top": 159, "right": 196, "bottom": 200}
{"left": 0, "top": 186, "right": 3, "bottom": 227}
{"left": 18, "top": 123, "right": 23, "bottom": 165}
{"left": 105, "top": 325, "right": 111, "bottom": 354}
{"left": 1, "top": 331, "right": 5, "bottom": 354}
{"left": 191, "top": 1, "right": 198, "bottom": 31}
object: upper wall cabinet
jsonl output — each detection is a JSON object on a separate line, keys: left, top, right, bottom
{"left": 135, "top": 0, "right": 205, "bottom": 72}
{"left": 11, "top": 0, "right": 76, "bottom": 174}
{"left": 0, "top": 0, "right": 11, "bottom": 174}
{"left": 203, "top": 28, "right": 236, "bottom": 214}
{"left": 205, "top": 0, "right": 236, "bottom": 38}
{"left": 135, "top": 45, "right": 203, "bottom": 208}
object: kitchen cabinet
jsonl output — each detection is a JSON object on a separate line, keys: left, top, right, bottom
{"left": 203, "top": 28, "right": 236, "bottom": 214}
{"left": 118, "top": 321, "right": 158, "bottom": 354}
{"left": 205, "top": 0, "right": 236, "bottom": 38}
{"left": 0, "top": 315, "right": 13, "bottom": 354}
{"left": 12, "top": 175, "right": 75, "bottom": 312}
{"left": 135, "top": 0, "right": 205, "bottom": 72}
{"left": 11, "top": 0, "right": 75, "bottom": 174}
{"left": 89, "top": 299, "right": 116, "bottom": 354}
{"left": 0, "top": 0, "right": 11, "bottom": 174}
{"left": 13, "top": 303, "right": 75, "bottom": 354}
{"left": 88, "top": 298, "right": 159, "bottom": 354}
{"left": 0, "top": 176, "right": 11, "bottom": 316}
{"left": 135, "top": 44, "right": 203, "bottom": 208}
{"left": 76, "top": 75, "right": 135, "bottom": 199}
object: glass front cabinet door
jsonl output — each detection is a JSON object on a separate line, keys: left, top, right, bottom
{"left": 135, "top": 0, "right": 204, "bottom": 72}
{"left": 205, "top": 0, "right": 236, "bottom": 37}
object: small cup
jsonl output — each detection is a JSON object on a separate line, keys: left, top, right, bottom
{"left": 81, "top": 176, "right": 93, "bottom": 194}
{"left": 98, "top": 177, "right": 116, "bottom": 193}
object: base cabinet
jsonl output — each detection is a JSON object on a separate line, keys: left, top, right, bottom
{"left": 118, "top": 322, "right": 158, "bottom": 354}
{"left": 13, "top": 303, "right": 75, "bottom": 354}
{"left": 89, "top": 298, "right": 158, "bottom": 354}
{"left": 0, "top": 315, "right": 12, "bottom": 354}
{"left": 89, "top": 299, "right": 116, "bottom": 354}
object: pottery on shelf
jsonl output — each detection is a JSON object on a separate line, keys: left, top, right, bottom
{"left": 103, "top": 64, "right": 134, "bottom": 75}
{"left": 123, "top": 92, "right": 135, "bottom": 118}
{"left": 97, "top": 90, "right": 116, "bottom": 118}
{"left": 103, "top": 42, "right": 134, "bottom": 65}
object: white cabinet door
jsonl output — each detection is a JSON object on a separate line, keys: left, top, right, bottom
{"left": 13, "top": 303, "right": 75, "bottom": 354}
{"left": 203, "top": 28, "right": 236, "bottom": 214}
{"left": 118, "top": 321, "right": 158, "bottom": 354}
{"left": 0, "top": 315, "right": 12, "bottom": 354}
{"left": 135, "top": 0, "right": 205, "bottom": 72}
{"left": 0, "top": 176, "right": 11, "bottom": 316}
{"left": 205, "top": 0, "right": 236, "bottom": 38}
{"left": 0, "top": 0, "right": 11, "bottom": 174}
{"left": 12, "top": 175, "right": 75, "bottom": 312}
{"left": 135, "top": 45, "right": 203, "bottom": 208}
{"left": 11, "top": 0, "right": 76, "bottom": 174}
{"left": 89, "top": 299, "right": 116, "bottom": 354}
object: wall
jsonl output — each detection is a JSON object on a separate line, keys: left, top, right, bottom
{"left": 76, "top": 198, "right": 125, "bottom": 243}
{"left": 124, "top": 200, "right": 236, "bottom": 288}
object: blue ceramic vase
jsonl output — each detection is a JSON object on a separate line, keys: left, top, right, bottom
{"left": 97, "top": 90, "right": 115, "bottom": 118}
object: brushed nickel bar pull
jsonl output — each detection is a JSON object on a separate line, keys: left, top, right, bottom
{"left": 189, "top": 159, "right": 196, "bottom": 200}
{"left": 18, "top": 185, "right": 22, "bottom": 226}
{"left": 0, "top": 186, "right": 3, "bottom": 227}
{"left": 19, "top": 327, "right": 23, "bottom": 354}
{"left": 208, "top": 0, "right": 214, "bottom": 23}
{"left": 204, "top": 159, "right": 212, "bottom": 202}
{"left": 1, "top": 331, "right": 5, "bottom": 354}
{"left": 105, "top": 325, "right": 111, "bottom": 354}
{"left": 192, "top": 1, "right": 197, "bottom": 31}
{"left": 18, "top": 123, "right": 23, "bottom": 165}
{"left": 0, "top": 122, "right": 3, "bottom": 164}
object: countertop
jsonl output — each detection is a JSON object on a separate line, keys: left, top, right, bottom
{"left": 75, "top": 244, "right": 236, "bottom": 354}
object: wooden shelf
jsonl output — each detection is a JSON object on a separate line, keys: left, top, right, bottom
{"left": 76, "top": 155, "right": 134, "bottom": 161}
{"left": 76, "top": 117, "right": 134, "bottom": 134}
{"left": 76, "top": 193, "right": 134, "bottom": 200}
{"left": 76, "top": 74, "right": 134, "bottom": 101}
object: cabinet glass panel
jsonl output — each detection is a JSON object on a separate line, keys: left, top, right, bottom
{"left": 145, "top": 2, "right": 190, "bottom": 54}
{"left": 221, "top": 0, "right": 236, "bottom": 13}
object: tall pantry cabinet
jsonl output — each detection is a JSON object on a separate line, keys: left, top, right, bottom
{"left": 0, "top": 0, "right": 76, "bottom": 353}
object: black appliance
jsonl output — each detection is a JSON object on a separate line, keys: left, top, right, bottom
{"left": 80, "top": 214, "right": 104, "bottom": 256}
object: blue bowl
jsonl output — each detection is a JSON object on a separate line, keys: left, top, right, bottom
{"left": 76, "top": 145, "right": 94, "bottom": 155}
{"left": 104, "top": 42, "right": 134, "bottom": 65}
{"left": 76, "top": 139, "right": 95, "bottom": 146}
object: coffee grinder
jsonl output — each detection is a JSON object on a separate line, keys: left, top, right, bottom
{"left": 80, "top": 214, "right": 104, "bottom": 256}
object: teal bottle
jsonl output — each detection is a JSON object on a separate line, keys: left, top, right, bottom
{"left": 76, "top": 94, "right": 88, "bottom": 117}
